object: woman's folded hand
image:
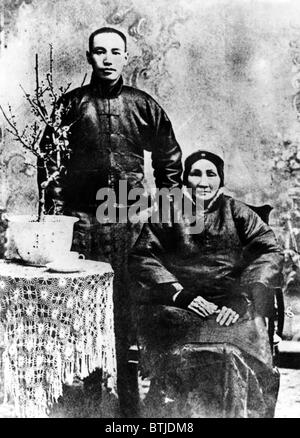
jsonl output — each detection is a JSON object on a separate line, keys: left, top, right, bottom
{"left": 215, "top": 306, "right": 239, "bottom": 326}
{"left": 187, "top": 296, "right": 219, "bottom": 318}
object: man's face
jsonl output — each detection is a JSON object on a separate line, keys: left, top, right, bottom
{"left": 87, "top": 32, "right": 128, "bottom": 83}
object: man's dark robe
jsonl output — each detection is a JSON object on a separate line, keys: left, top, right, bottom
{"left": 37, "top": 73, "right": 183, "bottom": 417}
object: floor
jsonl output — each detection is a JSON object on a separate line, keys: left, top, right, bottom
{"left": 0, "top": 363, "right": 299, "bottom": 418}
{"left": 275, "top": 368, "right": 300, "bottom": 418}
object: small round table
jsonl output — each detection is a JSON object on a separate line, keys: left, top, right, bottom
{"left": 0, "top": 259, "right": 115, "bottom": 417}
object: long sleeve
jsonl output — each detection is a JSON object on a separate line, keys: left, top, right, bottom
{"left": 148, "top": 100, "right": 183, "bottom": 189}
{"left": 129, "top": 223, "right": 181, "bottom": 305}
{"left": 231, "top": 199, "right": 284, "bottom": 316}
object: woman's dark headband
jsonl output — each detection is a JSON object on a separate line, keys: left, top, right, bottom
{"left": 183, "top": 150, "right": 224, "bottom": 186}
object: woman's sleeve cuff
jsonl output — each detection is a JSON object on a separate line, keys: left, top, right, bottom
{"left": 174, "top": 289, "right": 196, "bottom": 309}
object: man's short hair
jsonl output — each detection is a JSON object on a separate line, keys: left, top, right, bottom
{"left": 89, "top": 27, "right": 127, "bottom": 52}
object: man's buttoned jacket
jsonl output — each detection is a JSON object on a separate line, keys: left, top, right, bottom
{"left": 38, "top": 74, "right": 183, "bottom": 212}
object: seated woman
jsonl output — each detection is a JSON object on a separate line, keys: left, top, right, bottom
{"left": 129, "top": 148, "right": 283, "bottom": 418}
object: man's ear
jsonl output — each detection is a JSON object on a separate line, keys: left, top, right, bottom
{"left": 124, "top": 52, "right": 129, "bottom": 64}
{"left": 86, "top": 51, "right": 92, "bottom": 65}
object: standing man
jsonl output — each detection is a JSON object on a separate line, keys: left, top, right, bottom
{"left": 38, "top": 27, "right": 182, "bottom": 417}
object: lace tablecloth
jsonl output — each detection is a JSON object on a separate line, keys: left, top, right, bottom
{"left": 0, "top": 259, "right": 115, "bottom": 417}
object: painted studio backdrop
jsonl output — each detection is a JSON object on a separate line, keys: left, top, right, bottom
{"left": 1, "top": 0, "right": 300, "bottom": 226}
{"left": 4, "top": 0, "right": 300, "bottom": 420}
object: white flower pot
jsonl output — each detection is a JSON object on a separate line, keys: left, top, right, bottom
{"left": 5, "top": 215, "right": 79, "bottom": 266}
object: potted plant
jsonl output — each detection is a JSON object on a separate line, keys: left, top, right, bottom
{"left": 0, "top": 46, "right": 81, "bottom": 265}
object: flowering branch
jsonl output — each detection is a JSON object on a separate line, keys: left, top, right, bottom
{"left": 1, "top": 46, "right": 76, "bottom": 221}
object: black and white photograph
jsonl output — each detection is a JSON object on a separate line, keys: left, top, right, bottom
{"left": 0, "top": 0, "right": 300, "bottom": 420}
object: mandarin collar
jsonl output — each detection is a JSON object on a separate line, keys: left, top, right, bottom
{"left": 90, "top": 72, "right": 123, "bottom": 98}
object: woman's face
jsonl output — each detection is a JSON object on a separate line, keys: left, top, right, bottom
{"left": 187, "top": 159, "right": 221, "bottom": 202}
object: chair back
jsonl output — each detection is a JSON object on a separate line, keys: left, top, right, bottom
{"left": 246, "top": 203, "right": 273, "bottom": 225}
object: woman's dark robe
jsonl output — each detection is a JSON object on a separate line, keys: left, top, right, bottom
{"left": 129, "top": 194, "right": 283, "bottom": 418}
